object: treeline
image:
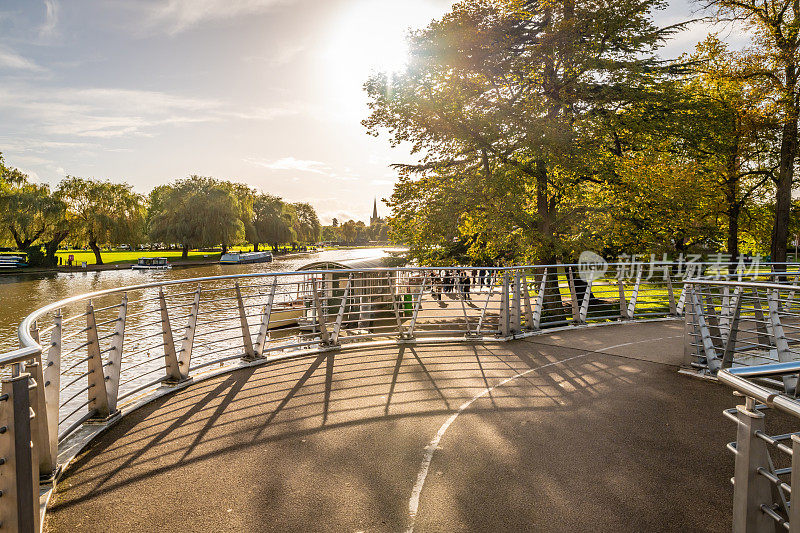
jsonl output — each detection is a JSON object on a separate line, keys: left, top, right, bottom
{"left": 365, "top": 0, "right": 800, "bottom": 266}
{"left": 0, "top": 157, "right": 321, "bottom": 266}
{"left": 321, "top": 218, "right": 389, "bottom": 244}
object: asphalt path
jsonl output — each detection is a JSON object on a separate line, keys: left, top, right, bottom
{"left": 45, "top": 321, "right": 781, "bottom": 532}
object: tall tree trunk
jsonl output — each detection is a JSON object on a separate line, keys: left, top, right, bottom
{"left": 182, "top": 244, "right": 189, "bottom": 259}
{"left": 89, "top": 240, "right": 103, "bottom": 265}
{"left": 727, "top": 204, "right": 741, "bottom": 260}
{"left": 534, "top": 160, "right": 567, "bottom": 324}
{"left": 725, "top": 136, "right": 741, "bottom": 261}
{"left": 771, "top": 64, "right": 798, "bottom": 266}
{"left": 44, "top": 230, "right": 69, "bottom": 268}
{"left": 221, "top": 244, "right": 228, "bottom": 255}
{"left": 253, "top": 242, "right": 259, "bottom": 252}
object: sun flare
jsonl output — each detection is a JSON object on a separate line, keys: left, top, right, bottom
{"left": 322, "top": 0, "right": 447, "bottom": 111}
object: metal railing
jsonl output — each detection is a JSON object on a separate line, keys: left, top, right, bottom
{"left": 685, "top": 273, "right": 800, "bottom": 532}
{"left": 684, "top": 271, "right": 800, "bottom": 382}
{"left": 0, "top": 260, "right": 791, "bottom": 529}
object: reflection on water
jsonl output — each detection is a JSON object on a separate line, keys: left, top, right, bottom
{"left": 0, "top": 247, "right": 402, "bottom": 351}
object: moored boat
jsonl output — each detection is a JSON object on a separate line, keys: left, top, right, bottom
{"left": 0, "top": 255, "right": 28, "bottom": 269}
{"left": 219, "top": 251, "right": 273, "bottom": 264}
{"left": 132, "top": 257, "right": 172, "bottom": 270}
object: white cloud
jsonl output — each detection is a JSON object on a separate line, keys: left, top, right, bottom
{"left": 144, "top": 0, "right": 289, "bottom": 34}
{"left": 0, "top": 47, "right": 43, "bottom": 71}
{"left": 246, "top": 156, "right": 333, "bottom": 175}
{"left": 39, "top": 0, "right": 59, "bottom": 38}
{"left": 0, "top": 85, "right": 296, "bottom": 138}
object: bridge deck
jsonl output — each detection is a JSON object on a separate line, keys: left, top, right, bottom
{"left": 44, "top": 321, "right": 775, "bottom": 532}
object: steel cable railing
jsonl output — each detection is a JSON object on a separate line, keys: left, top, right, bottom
{"left": 0, "top": 259, "right": 795, "bottom": 529}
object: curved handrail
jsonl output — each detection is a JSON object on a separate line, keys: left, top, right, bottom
{"left": 12, "top": 259, "right": 777, "bottom": 359}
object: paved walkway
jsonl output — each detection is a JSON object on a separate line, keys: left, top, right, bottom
{"left": 44, "top": 321, "right": 782, "bottom": 532}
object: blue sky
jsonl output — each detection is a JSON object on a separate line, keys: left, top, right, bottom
{"left": 0, "top": 0, "right": 743, "bottom": 223}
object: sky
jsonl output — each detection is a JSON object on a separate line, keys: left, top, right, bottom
{"left": 0, "top": 0, "right": 747, "bottom": 224}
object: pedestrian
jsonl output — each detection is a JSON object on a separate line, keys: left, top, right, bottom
{"left": 459, "top": 270, "right": 471, "bottom": 300}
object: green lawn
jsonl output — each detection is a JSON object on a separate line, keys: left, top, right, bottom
{"left": 54, "top": 249, "right": 226, "bottom": 266}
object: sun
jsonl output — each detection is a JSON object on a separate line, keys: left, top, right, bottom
{"left": 321, "top": 0, "right": 447, "bottom": 112}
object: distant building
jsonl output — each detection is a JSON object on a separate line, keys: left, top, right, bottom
{"left": 370, "top": 198, "right": 384, "bottom": 226}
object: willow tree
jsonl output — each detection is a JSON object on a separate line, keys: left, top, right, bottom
{"left": 252, "top": 193, "right": 294, "bottom": 251}
{"left": 148, "top": 176, "right": 243, "bottom": 257}
{"left": 364, "top": 0, "right": 678, "bottom": 265}
{"left": 57, "top": 177, "right": 145, "bottom": 265}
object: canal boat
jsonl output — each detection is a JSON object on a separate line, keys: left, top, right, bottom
{"left": 0, "top": 255, "right": 27, "bottom": 268}
{"left": 131, "top": 257, "right": 172, "bottom": 270}
{"left": 219, "top": 251, "right": 273, "bottom": 265}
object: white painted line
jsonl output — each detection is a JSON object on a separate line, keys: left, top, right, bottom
{"left": 405, "top": 334, "right": 682, "bottom": 532}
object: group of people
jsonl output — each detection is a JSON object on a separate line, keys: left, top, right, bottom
{"left": 431, "top": 269, "right": 493, "bottom": 302}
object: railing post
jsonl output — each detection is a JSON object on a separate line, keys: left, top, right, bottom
{"left": 477, "top": 272, "right": 496, "bottom": 335}
{"left": 766, "top": 290, "right": 797, "bottom": 394}
{"left": 532, "top": 268, "right": 546, "bottom": 330}
{"left": 406, "top": 275, "right": 427, "bottom": 339}
{"left": 676, "top": 279, "right": 688, "bottom": 316}
{"left": 235, "top": 282, "right": 256, "bottom": 360}
{"left": 177, "top": 286, "right": 201, "bottom": 381}
{"left": 0, "top": 374, "right": 40, "bottom": 533}
{"left": 511, "top": 270, "right": 522, "bottom": 334}
{"left": 618, "top": 277, "right": 628, "bottom": 319}
{"left": 43, "top": 311, "right": 61, "bottom": 478}
{"left": 254, "top": 278, "right": 277, "bottom": 358}
{"left": 721, "top": 287, "right": 742, "bottom": 369}
{"left": 522, "top": 271, "right": 534, "bottom": 331}
{"left": 666, "top": 271, "right": 677, "bottom": 316}
{"left": 683, "top": 285, "right": 698, "bottom": 368}
{"left": 25, "top": 353, "right": 54, "bottom": 480}
{"left": 579, "top": 279, "right": 592, "bottom": 324}
{"left": 732, "top": 402, "right": 775, "bottom": 533}
{"left": 160, "top": 288, "right": 180, "bottom": 383}
{"left": 312, "top": 279, "right": 331, "bottom": 345}
{"left": 388, "top": 273, "right": 406, "bottom": 339}
{"left": 332, "top": 275, "right": 353, "bottom": 344}
{"left": 692, "top": 289, "right": 720, "bottom": 372}
{"left": 791, "top": 434, "right": 800, "bottom": 532}
{"left": 105, "top": 294, "right": 127, "bottom": 414}
{"left": 567, "top": 267, "right": 579, "bottom": 323}
{"left": 752, "top": 291, "right": 773, "bottom": 352}
{"left": 627, "top": 271, "right": 642, "bottom": 320}
{"left": 86, "top": 301, "right": 111, "bottom": 419}
{"left": 499, "top": 272, "right": 510, "bottom": 337}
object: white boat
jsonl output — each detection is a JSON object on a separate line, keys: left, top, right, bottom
{"left": 267, "top": 302, "right": 304, "bottom": 329}
{"left": 132, "top": 257, "right": 172, "bottom": 270}
{"left": 219, "top": 251, "right": 273, "bottom": 264}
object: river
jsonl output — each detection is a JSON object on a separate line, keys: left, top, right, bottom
{"left": 0, "top": 247, "right": 402, "bottom": 352}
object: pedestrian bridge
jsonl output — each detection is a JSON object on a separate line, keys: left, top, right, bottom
{"left": 2, "top": 262, "right": 800, "bottom": 532}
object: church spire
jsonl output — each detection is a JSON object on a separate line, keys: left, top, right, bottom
{"left": 372, "top": 198, "right": 378, "bottom": 222}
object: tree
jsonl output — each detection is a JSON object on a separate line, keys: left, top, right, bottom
{"left": 290, "top": 202, "right": 321, "bottom": 243}
{"left": 148, "top": 176, "right": 243, "bottom": 258}
{"left": 364, "top": 0, "right": 677, "bottom": 265}
{"left": 58, "top": 177, "right": 145, "bottom": 265}
{"left": 225, "top": 181, "right": 257, "bottom": 249}
{"left": 252, "top": 194, "right": 293, "bottom": 251}
{"left": 0, "top": 182, "right": 64, "bottom": 256}
{"left": 679, "top": 36, "right": 778, "bottom": 258}
{"left": 704, "top": 0, "right": 800, "bottom": 263}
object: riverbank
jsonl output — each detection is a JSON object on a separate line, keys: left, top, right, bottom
{"left": 0, "top": 247, "right": 394, "bottom": 276}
